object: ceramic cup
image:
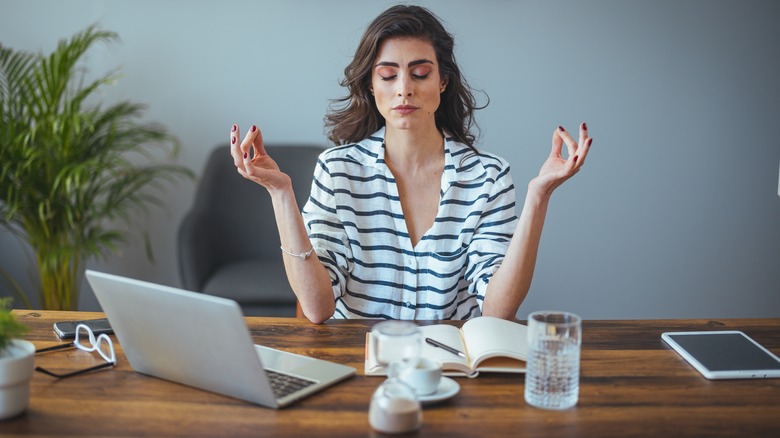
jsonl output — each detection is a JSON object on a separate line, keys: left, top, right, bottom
{"left": 400, "top": 357, "right": 442, "bottom": 396}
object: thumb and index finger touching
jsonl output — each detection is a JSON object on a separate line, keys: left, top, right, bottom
{"left": 551, "top": 123, "right": 593, "bottom": 170}
{"left": 230, "top": 123, "right": 268, "bottom": 168}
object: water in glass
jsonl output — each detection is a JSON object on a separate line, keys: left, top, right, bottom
{"left": 524, "top": 336, "right": 580, "bottom": 409}
{"left": 524, "top": 311, "right": 581, "bottom": 410}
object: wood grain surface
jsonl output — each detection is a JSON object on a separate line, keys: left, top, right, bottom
{"left": 2, "top": 310, "right": 779, "bottom": 437}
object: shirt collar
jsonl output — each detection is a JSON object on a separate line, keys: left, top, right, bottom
{"left": 351, "top": 126, "right": 486, "bottom": 183}
{"left": 443, "top": 136, "right": 485, "bottom": 183}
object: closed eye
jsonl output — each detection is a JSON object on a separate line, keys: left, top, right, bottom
{"left": 380, "top": 73, "right": 430, "bottom": 81}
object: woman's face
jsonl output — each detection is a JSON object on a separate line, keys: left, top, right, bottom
{"left": 370, "top": 37, "right": 447, "bottom": 133}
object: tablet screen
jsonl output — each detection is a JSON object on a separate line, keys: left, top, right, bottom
{"left": 665, "top": 332, "right": 780, "bottom": 372}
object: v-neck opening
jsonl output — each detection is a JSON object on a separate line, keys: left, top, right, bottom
{"left": 381, "top": 157, "right": 445, "bottom": 253}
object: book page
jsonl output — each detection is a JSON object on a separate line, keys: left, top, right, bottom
{"left": 365, "top": 324, "right": 471, "bottom": 375}
{"left": 418, "top": 324, "right": 471, "bottom": 374}
{"left": 461, "top": 317, "right": 527, "bottom": 371}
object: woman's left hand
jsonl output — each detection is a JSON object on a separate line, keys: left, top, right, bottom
{"left": 528, "top": 122, "right": 592, "bottom": 197}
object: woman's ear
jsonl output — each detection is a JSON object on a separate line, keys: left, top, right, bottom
{"left": 440, "top": 78, "right": 448, "bottom": 93}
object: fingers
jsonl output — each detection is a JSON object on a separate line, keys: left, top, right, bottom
{"left": 229, "top": 124, "right": 244, "bottom": 170}
{"left": 240, "top": 124, "right": 258, "bottom": 161}
{"left": 242, "top": 125, "right": 267, "bottom": 159}
{"left": 555, "top": 125, "right": 578, "bottom": 159}
{"left": 579, "top": 122, "right": 589, "bottom": 149}
{"left": 550, "top": 129, "right": 564, "bottom": 158}
{"left": 576, "top": 137, "right": 593, "bottom": 170}
{"left": 553, "top": 123, "right": 592, "bottom": 170}
{"left": 574, "top": 122, "right": 592, "bottom": 170}
{"left": 229, "top": 124, "right": 266, "bottom": 175}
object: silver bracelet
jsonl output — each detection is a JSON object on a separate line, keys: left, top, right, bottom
{"left": 280, "top": 245, "right": 314, "bottom": 260}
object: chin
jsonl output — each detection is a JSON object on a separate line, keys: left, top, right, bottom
{"left": 387, "top": 117, "right": 424, "bottom": 132}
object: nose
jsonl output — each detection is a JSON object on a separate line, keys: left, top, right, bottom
{"left": 396, "top": 73, "right": 413, "bottom": 97}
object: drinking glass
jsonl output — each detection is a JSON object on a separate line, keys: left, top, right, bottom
{"left": 368, "top": 321, "right": 422, "bottom": 434}
{"left": 524, "top": 311, "right": 581, "bottom": 410}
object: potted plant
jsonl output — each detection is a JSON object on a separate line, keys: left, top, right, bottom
{"left": 0, "top": 297, "right": 33, "bottom": 420}
{"left": 0, "top": 25, "right": 193, "bottom": 310}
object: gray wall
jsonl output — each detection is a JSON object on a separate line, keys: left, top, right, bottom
{"left": 1, "top": 0, "right": 778, "bottom": 319}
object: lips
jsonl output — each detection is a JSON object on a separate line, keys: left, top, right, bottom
{"left": 393, "top": 105, "right": 418, "bottom": 115}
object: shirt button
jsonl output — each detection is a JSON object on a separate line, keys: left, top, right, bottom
{"left": 405, "top": 302, "right": 412, "bottom": 308}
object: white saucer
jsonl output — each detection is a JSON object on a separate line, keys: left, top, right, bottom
{"left": 418, "top": 377, "right": 460, "bottom": 404}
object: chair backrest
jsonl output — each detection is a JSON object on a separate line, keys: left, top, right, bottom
{"left": 178, "top": 144, "right": 325, "bottom": 291}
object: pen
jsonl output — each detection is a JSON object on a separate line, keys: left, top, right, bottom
{"left": 425, "top": 337, "right": 466, "bottom": 358}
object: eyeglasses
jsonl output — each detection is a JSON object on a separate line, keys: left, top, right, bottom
{"left": 35, "top": 323, "right": 117, "bottom": 378}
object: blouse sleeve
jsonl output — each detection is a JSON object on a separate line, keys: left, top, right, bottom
{"left": 301, "top": 155, "right": 352, "bottom": 299}
{"left": 464, "top": 163, "right": 518, "bottom": 311}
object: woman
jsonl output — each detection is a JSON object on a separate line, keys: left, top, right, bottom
{"left": 229, "top": 5, "right": 591, "bottom": 323}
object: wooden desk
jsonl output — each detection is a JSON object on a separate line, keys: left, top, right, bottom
{"left": 3, "top": 311, "right": 779, "bottom": 437}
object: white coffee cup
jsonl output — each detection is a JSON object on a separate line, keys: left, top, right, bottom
{"left": 400, "top": 358, "right": 442, "bottom": 396}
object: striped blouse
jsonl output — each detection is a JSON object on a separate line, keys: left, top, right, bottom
{"left": 302, "top": 127, "right": 518, "bottom": 320}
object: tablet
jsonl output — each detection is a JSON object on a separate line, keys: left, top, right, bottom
{"left": 662, "top": 331, "right": 780, "bottom": 379}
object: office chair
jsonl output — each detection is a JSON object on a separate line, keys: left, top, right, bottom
{"left": 178, "top": 144, "right": 324, "bottom": 317}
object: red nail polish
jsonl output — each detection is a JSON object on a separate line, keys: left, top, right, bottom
{"left": 587, "top": 138, "right": 593, "bottom": 147}
{"left": 582, "top": 122, "right": 587, "bottom": 130}
{"left": 232, "top": 124, "right": 237, "bottom": 132}
{"left": 558, "top": 126, "right": 564, "bottom": 132}
{"left": 231, "top": 137, "right": 236, "bottom": 144}
{"left": 243, "top": 153, "right": 248, "bottom": 159}
{"left": 574, "top": 155, "right": 579, "bottom": 163}
{"left": 251, "top": 125, "right": 257, "bottom": 132}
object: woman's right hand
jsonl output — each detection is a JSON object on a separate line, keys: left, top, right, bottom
{"left": 229, "top": 124, "right": 292, "bottom": 192}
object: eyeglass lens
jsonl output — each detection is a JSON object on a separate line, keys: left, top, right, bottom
{"left": 35, "top": 323, "right": 116, "bottom": 379}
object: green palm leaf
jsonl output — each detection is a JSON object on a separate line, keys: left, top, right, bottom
{"left": 0, "top": 25, "right": 193, "bottom": 310}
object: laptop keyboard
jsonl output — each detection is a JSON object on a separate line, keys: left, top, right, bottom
{"left": 265, "top": 369, "right": 316, "bottom": 398}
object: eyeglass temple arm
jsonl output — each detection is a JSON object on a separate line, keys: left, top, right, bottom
{"left": 36, "top": 343, "right": 75, "bottom": 354}
{"left": 35, "top": 362, "right": 115, "bottom": 379}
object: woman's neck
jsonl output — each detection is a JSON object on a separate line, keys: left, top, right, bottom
{"left": 383, "top": 124, "right": 444, "bottom": 172}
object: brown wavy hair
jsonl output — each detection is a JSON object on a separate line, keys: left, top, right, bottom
{"left": 325, "top": 5, "right": 483, "bottom": 148}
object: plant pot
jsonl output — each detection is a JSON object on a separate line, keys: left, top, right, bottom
{"left": 0, "top": 339, "right": 35, "bottom": 420}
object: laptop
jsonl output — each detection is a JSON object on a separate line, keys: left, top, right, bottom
{"left": 85, "top": 269, "right": 355, "bottom": 408}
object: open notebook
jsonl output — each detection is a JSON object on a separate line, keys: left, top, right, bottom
{"left": 366, "top": 316, "right": 527, "bottom": 377}
{"left": 86, "top": 270, "right": 355, "bottom": 408}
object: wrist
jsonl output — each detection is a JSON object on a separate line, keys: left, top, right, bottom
{"left": 525, "top": 182, "right": 553, "bottom": 205}
{"left": 269, "top": 182, "right": 296, "bottom": 208}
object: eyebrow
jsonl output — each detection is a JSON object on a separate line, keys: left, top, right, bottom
{"left": 375, "top": 59, "right": 434, "bottom": 68}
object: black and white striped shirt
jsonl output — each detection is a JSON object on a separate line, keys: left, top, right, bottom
{"left": 302, "top": 127, "right": 517, "bottom": 320}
